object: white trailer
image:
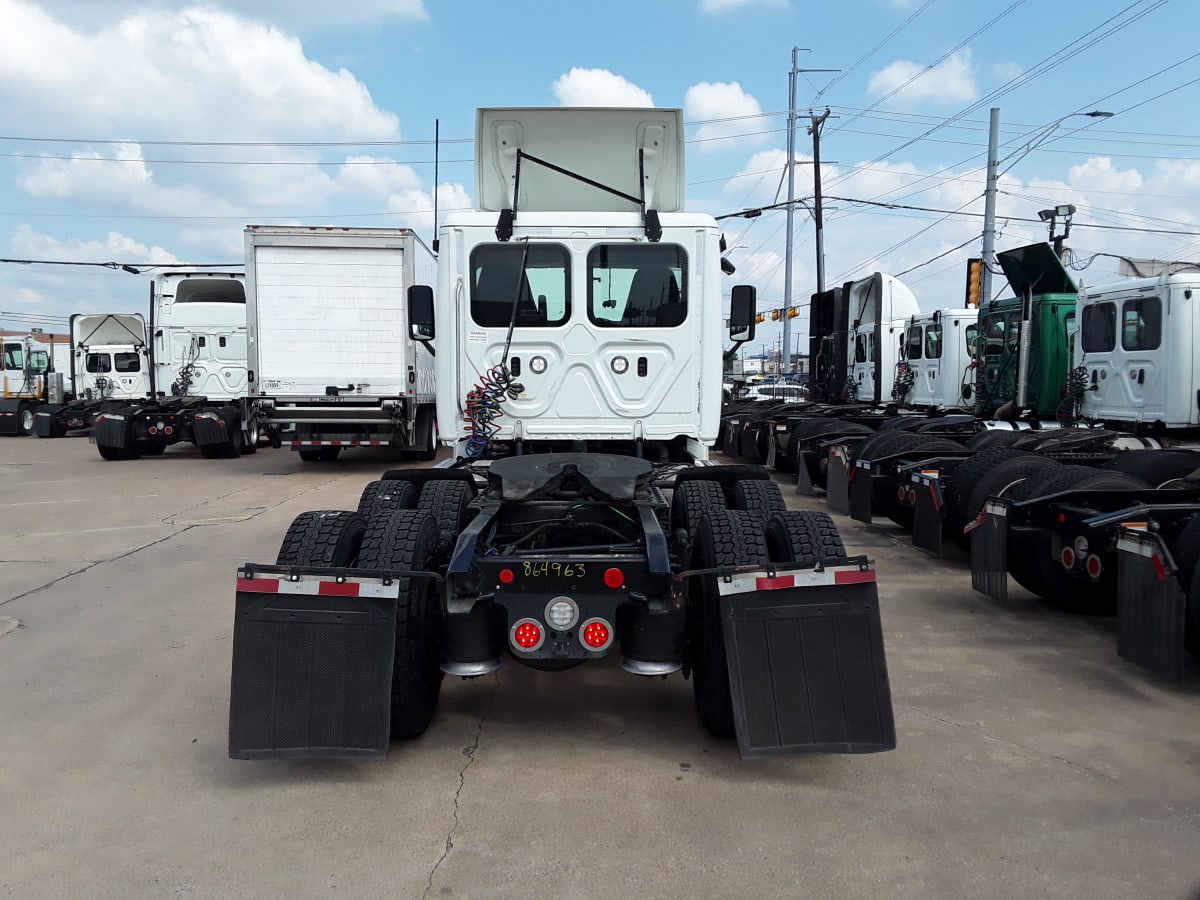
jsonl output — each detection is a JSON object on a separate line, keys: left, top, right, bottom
{"left": 244, "top": 225, "right": 438, "bottom": 462}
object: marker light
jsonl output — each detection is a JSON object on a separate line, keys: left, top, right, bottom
{"left": 611, "top": 356, "right": 629, "bottom": 375}
{"left": 545, "top": 597, "right": 578, "bottom": 630}
{"left": 511, "top": 619, "right": 544, "bottom": 651}
{"left": 530, "top": 356, "right": 548, "bottom": 374}
{"left": 498, "top": 568, "right": 515, "bottom": 584}
{"left": 580, "top": 618, "right": 613, "bottom": 651}
{"left": 603, "top": 567, "right": 625, "bottom": 589}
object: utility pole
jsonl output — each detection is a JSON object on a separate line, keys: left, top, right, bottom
{"left": 782, "top": 48, "right": 837, "bottom": 374}
{"left": 981, "top": 107, "right": 999, "bottom": 307}
{"left": 809, "top": 107, "right": 831, "bottom": 294}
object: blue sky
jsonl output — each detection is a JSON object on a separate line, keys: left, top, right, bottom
{"left": 2, "top": 0, "right": 1198, "bottom": 362}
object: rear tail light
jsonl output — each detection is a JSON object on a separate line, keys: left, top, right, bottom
{"left": 510, "top": 619, "right": 544, "bottom": 652}
{"left": 1085, "top": 555, "right": 1103, "bottom": 579}
{"left": 580, "top": 618, "right": 613, "bottom": 651}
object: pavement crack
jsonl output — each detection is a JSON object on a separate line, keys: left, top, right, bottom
{"left": 0, "top": 527, "right": 199, "bottom": 609}
{"left": 422, "top": 675, "right": 499, "bottom": 900}
{"left": 905, "top": 704, "right": 1119, "bottom": 781}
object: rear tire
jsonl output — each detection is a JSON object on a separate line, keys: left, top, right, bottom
{"left": 764, "top": 510, "right": 847, "bottom": 564}
{"left": 274, "top": 510, "right": 366, "bottom": 566}
{"left": 357, "top": 479, "right": 417, "bottom": 518}
{"left": 1102, "top": 449, "right": 1200, "bottom": 488}
{"left": 728, "top": 478, "right": 787, "bottom": 523}
{"left": 670, "top": 479, "right": 726, "bottom": 535}
{"left": 356, "top": 509, "right": 444, "bottom": 740}
{"left": 219, "top": 412, "right": 245, "bottom": 458}
{"left": 689, "top": 509, "right": 768, "bottom": 739}
{"left": 417, "top": 480, "right": 474, "bottom": 536}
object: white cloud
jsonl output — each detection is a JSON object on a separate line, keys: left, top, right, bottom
{"left": 551, "top": 68, "right": 654, "bottom": 107}
{"left": 867, "top": 50, "right": 977, "bottom": 105}
{"left": 685, "top": 82, "right": 769, "bottom": 152}
{"left": 11, "top": 223, "right": 180, "bottom": 265}
{"left": 699, "top": 0, "right": 787, "bottom": 12}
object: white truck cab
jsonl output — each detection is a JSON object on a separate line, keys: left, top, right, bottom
{"left": 898, "top": 308, "right": 979, "bottom": 410}
{"left": 844, "top": 273, "right": 920, "bottom": 404}
{"left": 69, "top": 313, "right": 151, "bottom": 402}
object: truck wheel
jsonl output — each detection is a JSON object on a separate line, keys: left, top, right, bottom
{"left": 855, "top": 431, "right": 963, "bottom": 528}
{"left": 17, "top": 403, "right": 34, "bottom": 435}
{"left": 764, "top": 510, "right": 846, "bottom": 563}
{"left": 220, "top": 422, "right": 245, "bottom": 458}
{"left": 689, "top": 509, "right": 768, "bottom": 739}
{"left": 274, "top": 510, "right": 366, "bottom": 566}
{"left": 1010, "top": 466, "right": 1151, "bottom": 613}
{"left": 728, "top": 479, "right": 786, "bottom": 522}
{"left": 417, "top": 480, "right": 473, "bottom": 535}
{"left": 670, "top": 480, "right": 725, "bottom": 536}
{"left": 949, "top": 450, "right": 1061, "bottom": 549}
{"left": 1102, "top": 449, "right": 1200, "bottom": 488}
{"left": 241, "top": 416, "right": 259, "bottom": 456}
{"left": 356, "top": 509, "right": 443, "bottom": 739}
{"left": 789, "top": 420, "right": 873, "bottom": 487}
{"left": 356, "top": 479, "right": 417, "bottom": 518}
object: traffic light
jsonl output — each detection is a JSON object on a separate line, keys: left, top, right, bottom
{"left": 770, "top": 309, "right": 782, "bottom": 321}
{"left": 965, "top": 257, "right": 982, "bottom": 307}
{"left": 786, "top": 307, "right": 799, "bottom": 319}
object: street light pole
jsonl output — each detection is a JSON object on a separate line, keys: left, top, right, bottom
{"left": 981, "top": 108, "right": 1112, "bottom": 300}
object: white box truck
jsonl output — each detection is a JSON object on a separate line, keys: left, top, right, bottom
{"left": 244, "top": 225, "right": 438, "bottom": 462}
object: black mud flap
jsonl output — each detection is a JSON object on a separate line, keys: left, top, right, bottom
{"left": 229, "top": 567, "right": 399, "bottom": 760}
{"left": 849, "top": 460, "right": 873, "bottom": 524}
{"left": 1115, "top": 531, "right": 1190, "bottom": 682}
{"left": 33, "top": 405, "right": 67, "bottom": 438}
{"left": 92, "top": 413, "right": 127, "bottom": 448}
{"left": 970, "top": 499, "right": 1009, "bottom": 603}
{"left": 795, "top": 451, "right": 816, "bottom": 496}
{"left": 719, "top": 562, "right": 896, "bottom": 758}
{"left": 192, "top": 413, "right": 227, "bottom": 447}
{"left": 0, "top": 399, "right": 23, "bottom": 436}
{"left": 911, "top": 472, "right": 944, "bottom": 555}
{"left": 825, "top": 447, "right": 851, "bottom": 516}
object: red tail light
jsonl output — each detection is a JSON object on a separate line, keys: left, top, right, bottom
{"left": 511, "top": 619, "right": 543, "bottom": 651}
{"left": 581, "top": 618, "right": 612, "bottom": 651}
{"left": 498, "top": 568, "right": 514, "bottom": 584}
{"left": 603, "top": 567, "right": 624, "bottom": 589}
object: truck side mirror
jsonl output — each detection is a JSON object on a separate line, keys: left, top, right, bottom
{"left": 729, "top": 285, "right": 756, "bottom": 343}
{"left": 408, "top": 285, "right": 435, "bottom": 342}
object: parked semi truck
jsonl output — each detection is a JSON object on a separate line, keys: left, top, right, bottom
{"left": 228, "top": 106, "right": 897, "bottom": 761}
{"left": 91, "top": 271, "right": 254, "bottom": 460}
{"left": 34, "top": 313, "right": 151, "bottom": 437}
{"left": 243, "top": 225, "right": 438, "bottom": 462}
{"left": 0, "top": 332, "right": 70, "bottom": 435}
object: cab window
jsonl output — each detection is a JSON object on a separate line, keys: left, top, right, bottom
{"left": 965, "top": 324, "right": 980, "bottom": 357}
{"left": 1080, "top": 302, "right": 1116, "bottom": 353}
{"left": 855, "top": 334, "right": 867, "bottom": 363}
{"left": 114, "top": 352, "right": 141, "bottom": 373}
{"left": 3, "top": 343, "right": 22, "bottom": 370}
{"left": 905, "top": 325, "right": 923, "bottom": 361}
{"left": 174, "top": 280, "right": 246, "bottom": 303}
{"left": 470, "top": 243, "right": 570, "bottom": 328}
{"left": 588, "top": 244, "right": 687, "bottom": 328}
{"left": 1121, "top": 296, "right": 1161, "bottom": 351}
{"left": 925, "top": 323, "right": 942, "bottom": 360}
{"left": 86, "top": 353, "right": 113, "bottom": 373}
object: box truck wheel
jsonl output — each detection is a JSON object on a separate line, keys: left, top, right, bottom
{"left": 355, "top": 509, "right": 443, "bottom": 739}
{"left": 689, "top": 509, "right": 768, "bottom": 739}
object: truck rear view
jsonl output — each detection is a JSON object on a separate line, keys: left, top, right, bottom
{"left": 245, "top": 226, "right": 437, "bottom": 462}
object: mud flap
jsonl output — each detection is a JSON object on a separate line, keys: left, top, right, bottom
{"left": 911, "top": 472, "right": 944, "bottom": 555}
{"left": 0, "top": 399, "right": 23, "bottom": 436}
{"left": 1115, "top": 531, "right": 1190, "bottom": 682}
{"left": 92, "top": 413, "right": 128, "bottom": 448}
{"left": 33, "top": 405, "right": 67, "bottom": 437}
{"left": 849, "top": 460, "right": 873, "bottom": 524}
{"left": 825, "top": 447, "right": 852, "bottom": 515}
{"left": 795, "top": 450, "right": 816, "bottom": 496}
{"left": 970, "top": 500, "right": 1009, "bottom": 603}
{"left": 192, "top": 412, "right": 227, "bottom": 447}
{"left": 718, "top": 563, "right": 896, "bottom": 758}
{"left": 229, "top": 567, "right": 399, "bottom": 760}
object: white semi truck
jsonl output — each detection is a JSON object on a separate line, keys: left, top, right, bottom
{"left": 228, "top": 107, "right": 897, "bottom": 762}
{"left": 34, "top": 313, "right": 152, "bottom": 437}
{"left": 91, "top": 271, "right": 254, "bottom": 459}
{"left": 244, "top": 225, "right": 438, "bottom": 462}
{"left": 0, "top": 332, "right": 67, "bottom": 435}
